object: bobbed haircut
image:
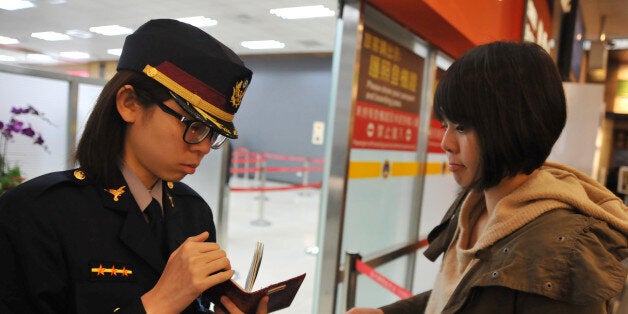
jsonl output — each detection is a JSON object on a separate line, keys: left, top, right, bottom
{"left": 74, "top": 70, "right": 171, "bottom": 186}
{"left": 434, "top": 41, "right": 566, "bottom": 190}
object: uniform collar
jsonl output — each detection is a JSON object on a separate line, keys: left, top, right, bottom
{"left": 120, "top": 163, "right": 163, "bottom": 211}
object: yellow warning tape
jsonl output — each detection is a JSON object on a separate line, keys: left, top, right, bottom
{"left": 348, "top": 161, "right": 449, "bottom": 179}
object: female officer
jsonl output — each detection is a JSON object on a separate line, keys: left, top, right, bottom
{"left": 0, "top": 19, "right": 267, "bottom": 313}
{"left": 348, "top": 41, "right": 627, "bottom": 313}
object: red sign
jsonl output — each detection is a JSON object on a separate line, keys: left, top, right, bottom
{"left": 428, "top": 118, "right": 445, "bottom": 154}
{"left": 353, "top": 101, "right": 420, "bottom": 151}
{"left": 352, "top": 27, "right": 423, "bottom": 151}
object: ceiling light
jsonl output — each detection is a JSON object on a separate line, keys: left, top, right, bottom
{"left": 89, "top": 25, "right": 133, "bottom": 36}
{"left": 31, "top": 31, "right": 71, "bottom": 41}
{"left": 0, "top": 0, "right": 34, "bottom": 10}
{"left": 107, "top": 48, "right": 122, "bottom": 56}
{"left": 0, "top": 35, "right": 19, "bottom": 44}
{"left": 26, "top": 53, "right": 56, "bottom": 64}
{"left": 0, "top": 55, "right": 16, "bottom": 62}
{"left": 177, "top": 16, "right": 217, "bottom": 28}
{"left": 241, "top": 40, "right": 285, "bottom": 50}
{"left": 270, "top": 5, "right": 335, "bottom": 19}
{"left": 66, "top": 29, "right": 93, "bottom": 39}
{"left": 59, "top": 51, "right": 90, "bottom": 59}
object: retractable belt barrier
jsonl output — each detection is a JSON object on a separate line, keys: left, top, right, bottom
{"left": 229, "top": 147, "right": 324, "bottom": 226}
{"left": 355, "top": 259, "right": 413, "bottom": 299}
{"left": 343, "top": 239, "right": 429, "bottom": 310}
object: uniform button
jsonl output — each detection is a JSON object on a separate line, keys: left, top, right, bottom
{"left": 502, "top": 247, "right": 509, "bottom": 253}
{"left": 73, "top": 170, "right": 85, "bottom": 180}
{"left": 557, "top": 235, "right": 565, "bottom": 242}
{"left": 491, "top": 271, "right": 499, "bottom": 278}
{"left": 544, "top": 281, "right": 553, "bottom": 290}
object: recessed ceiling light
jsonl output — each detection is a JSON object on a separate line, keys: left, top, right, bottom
{"left": 26, "top": 53, "right": 56, "bottom": 64}
{"left": 59, "top": 51, "right": 90, "bottom": 59}
{"left": 0, "top": 35, "right": 18, "bottom": 44}
{"left": 89, "top": 25, "right": 133, "bottom": 36}
{"left": 177, "top": 16, "right": 217, "bottom": 28}
{"left": 0, "top": 54, "right": 16, "bottom": 62}
{"left": 107, "top": 48, "right": 122, "bottom": 56}
{"left": 0, "top": 0, "right": 35, "bottom": 11}
{"left": 31, "top": 31, "right": 71, "bottom": 41}
{"left": 66, "top": 29, "right": 93, "bottom": 39}
{"left": 270, "top": 5, "right": 335, "bottom": 19}
{"left": 241, "top": 40, "right": 285, "bottom": 50}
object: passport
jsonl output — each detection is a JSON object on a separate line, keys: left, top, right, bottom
{"left": 203, "top": 273, "right": 306, "bottom": 313}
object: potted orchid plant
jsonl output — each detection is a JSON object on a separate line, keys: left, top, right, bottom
{"left": 0, "top": 105, "right": 49, "bottom": 194}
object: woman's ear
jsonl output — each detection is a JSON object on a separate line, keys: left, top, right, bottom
{"left": 116, "top": 84, "right": 140, "bottom": 123}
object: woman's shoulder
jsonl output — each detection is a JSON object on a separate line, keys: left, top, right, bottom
{"left": 484, "top": 208, "right": 627, "bottom": 304}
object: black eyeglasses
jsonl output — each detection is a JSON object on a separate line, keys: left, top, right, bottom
{"left": 155, "top": 95, "right": 227, "bottom": 149}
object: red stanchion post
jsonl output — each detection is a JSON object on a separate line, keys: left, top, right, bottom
{"left": 251, "top": 160, "right": 270, "bottom": 226}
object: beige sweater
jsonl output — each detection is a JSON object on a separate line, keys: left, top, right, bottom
{"left": 425, "top": 162, "right": 628, "bottom": 313}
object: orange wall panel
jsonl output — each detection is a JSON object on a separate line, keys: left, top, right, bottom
{"left": 367, "top": 0, "right": 526, "bottom": 58}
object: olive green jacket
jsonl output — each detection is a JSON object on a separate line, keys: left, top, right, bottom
{"left": 381, "top": 163, "right": 628, "bottom": 314}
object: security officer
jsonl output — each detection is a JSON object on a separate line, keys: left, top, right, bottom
{"left": 0, "top": 19, "right": 267, "bottom": 313}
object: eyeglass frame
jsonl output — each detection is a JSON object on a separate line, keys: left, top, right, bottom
{"left": 154, "top": 93, "right": 228, "bottom": 149}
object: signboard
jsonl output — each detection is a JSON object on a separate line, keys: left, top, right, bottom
{"left": 352, "top": 26, "right": 423, "bottom": 151}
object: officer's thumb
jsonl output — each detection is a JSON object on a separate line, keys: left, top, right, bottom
{"left": 188, "top": 231, "right": 210, "bottom": 243}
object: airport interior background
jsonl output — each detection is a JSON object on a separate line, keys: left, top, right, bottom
{"left": 1, "top": 0, "right": 628, "bottom": 313}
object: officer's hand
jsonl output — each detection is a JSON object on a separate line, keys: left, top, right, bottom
{"left": 215, "top": 295, "right": 269, "bottom": 314}
{"left": 141, "top": 231, "right": 233, "bottom": 313}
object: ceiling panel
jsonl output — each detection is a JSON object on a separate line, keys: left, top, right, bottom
{"left": 0, "top": 0, "right": 627, "bottom": 67}
{"left": 0, "top": 0, "right": 339, "bottom": 65}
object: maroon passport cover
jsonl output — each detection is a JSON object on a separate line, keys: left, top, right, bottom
{"left": 203, "top": 273, "right": 306, "bottom": 314}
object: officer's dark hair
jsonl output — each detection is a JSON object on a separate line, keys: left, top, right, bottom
{"left": 434, "top": 41, "right": 566, "bottom": 190}
{"left": 74, "top": 70, "right": 170, "bottom": 186}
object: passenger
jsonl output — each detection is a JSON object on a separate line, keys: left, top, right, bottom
{"left": 347, "top": 41, "right": 628, "bottom": 314}
{"left": 0, "top": 19, "right": 267, "bottom": 313}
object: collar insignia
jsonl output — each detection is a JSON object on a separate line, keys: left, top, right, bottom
{"left": 89, "top": 262, "right": 135, "bottom": 282}
{"left": 105, "top": 185, "right": 126, "bottom": 201}
{"left": 230, "top": 80, "right": 249, "bottom": 109}
{"left": 167, "top": 192, "right": 175, "bottom": 208}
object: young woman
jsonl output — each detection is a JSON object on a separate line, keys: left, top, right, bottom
{"left": 348, "top": 41, "right": 628, "bottom": 313}
{"left": 0, "top": 19, "right": 267, "bottom": 313}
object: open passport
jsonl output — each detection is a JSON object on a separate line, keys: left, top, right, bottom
{"left": 203, "top": 241, "right": 306, "bottom": 313}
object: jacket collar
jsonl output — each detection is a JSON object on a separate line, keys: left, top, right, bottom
{"left": 98, "top": 170, "right": 166, "bottom": 272}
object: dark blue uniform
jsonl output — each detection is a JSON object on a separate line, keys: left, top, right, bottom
{"left": 0, "top": 169, "right": 216, "bottom": 313}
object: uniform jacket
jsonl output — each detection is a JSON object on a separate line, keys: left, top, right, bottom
{"left": 381, "top": 163, "right": 628, "bottom": 314}
{"left": 0, "top": 169, "right": 217, "bottom": 314}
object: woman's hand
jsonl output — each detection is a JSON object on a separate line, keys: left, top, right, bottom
{"left": 215, "top": 295, "right": 269, "bottom": 314}
{"left": 141, "top": 231, "right": 233, "bottom": 313}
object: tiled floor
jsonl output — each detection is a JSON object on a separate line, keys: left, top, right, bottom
{"left": 225, "top": 177, "right": 320, "bottom": 313}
